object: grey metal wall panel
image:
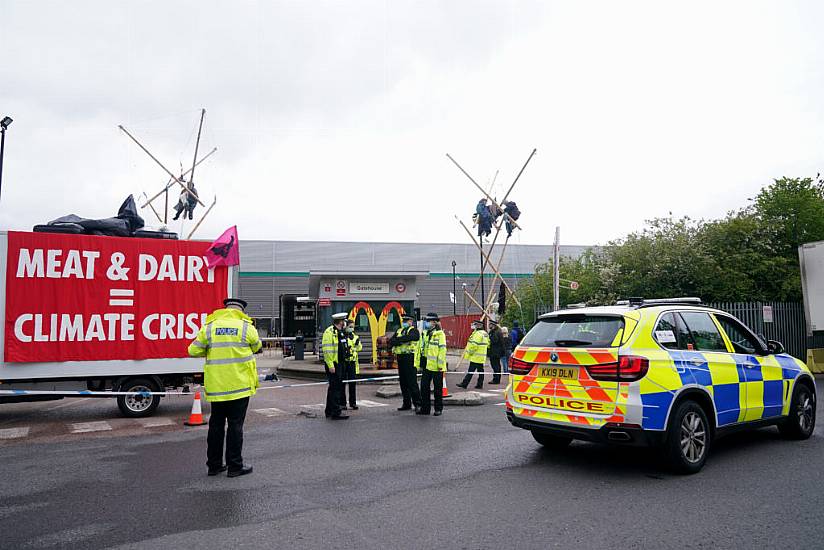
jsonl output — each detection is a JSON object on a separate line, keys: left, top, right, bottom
{"left": 416, "top": 276, "right": 523, "bottom": 317}
{"left": 237, "top": 277, "right": 276, "bottom": 317}
{"left": 272, "top": 277, "right": 311, "bottom": 317}
{"left": 238, "top": 240, "right": 588, "bottom": 274}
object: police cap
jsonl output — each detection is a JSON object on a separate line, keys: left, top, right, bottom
{"left": 402, "top": 314, "right": 415, "bottom": 321}
{"left": 424, "top": 312, "right": 440, "bottom": 321}
{"left": 223, "top": 297, "right": 248, "bottom": 309}
{"left": 331, "top": 312, "right": 348, "bottom": 321}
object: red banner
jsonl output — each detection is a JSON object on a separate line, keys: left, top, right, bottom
{"left": 4, "top": 231, "right": 228, "bottom": 363}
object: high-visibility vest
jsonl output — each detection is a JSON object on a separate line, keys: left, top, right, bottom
{"left": 463, "top": 329, "right": 489, "bottom": 364}
{"left": 321, "top": 325, "right": 340, "bottom": 372}
{"left": 188, "top": 308, "right": 262, "bottom": 402}
{"left": 415, "top": 331, "right": 427, "bottom": 369}
{"left": 392, "top": 325, "right": 417, "bottom": 355}
{"left": 424, "top": 329, "right": 447, "bottom": 372}
{"left": 348, "top": 333, "right": 362, "bottom": 374}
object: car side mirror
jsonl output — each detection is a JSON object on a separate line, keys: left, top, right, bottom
{"left": 767, "top": 340, "right": 785, "bottom": 355}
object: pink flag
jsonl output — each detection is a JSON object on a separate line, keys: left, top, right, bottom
{"left": 205, "top": 226, "right": 240, "bottom": 268}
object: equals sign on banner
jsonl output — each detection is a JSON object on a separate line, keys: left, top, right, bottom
{"left": 109, "top": 289, "right": 134, "bottom": 307}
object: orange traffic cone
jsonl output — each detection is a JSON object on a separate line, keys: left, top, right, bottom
{"left": 184, "top": 391, "right": 208, "bottom": 426}
{"left": 442, "top": 371, "right": 451, "bottom": 398}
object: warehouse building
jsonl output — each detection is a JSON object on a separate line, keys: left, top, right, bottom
{"left": 236, "top": 239, "right": 588, "bottom": 338}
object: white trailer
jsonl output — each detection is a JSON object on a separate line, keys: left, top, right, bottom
{"left": 0, "top": 230, "right": 234, "bottom": 416}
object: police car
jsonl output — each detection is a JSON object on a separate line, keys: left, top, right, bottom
{"left": 505, "top": 298, "right": 817, "bottom": 473}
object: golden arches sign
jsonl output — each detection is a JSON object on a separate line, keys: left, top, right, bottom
{"left": 347, "top": 301, "right": 406, "bottom": 365}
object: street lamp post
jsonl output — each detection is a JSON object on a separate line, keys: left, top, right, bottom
{"left": 0, "top": 116, "right": 12, "bottom": 202}
{"left": 451, "top": 260, "right": 457, "bottom": 317}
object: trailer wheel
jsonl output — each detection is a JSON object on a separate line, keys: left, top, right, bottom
{"left": 117, "top": 377, "right": 161, "bottom": 418}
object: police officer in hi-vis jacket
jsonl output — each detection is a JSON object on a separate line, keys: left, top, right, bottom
{"left": 188, "top": 297, "right": 261, "bottom": 478}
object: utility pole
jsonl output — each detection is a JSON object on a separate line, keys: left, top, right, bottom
{"left": 451, "top": 260, "right": 457, "bottom": 317}
{"left": 0, "top": 116, "right": 13, "bottom": 203}
{"left": 553, "top": 226, "right": 560, "bottom": 311}
{"left": 479, "top": 238, "right": 485, "bottom": 317}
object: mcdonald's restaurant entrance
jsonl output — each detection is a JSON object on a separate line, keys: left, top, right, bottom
{"left": 309, "top": 271, "right": 428, "bottom": 366}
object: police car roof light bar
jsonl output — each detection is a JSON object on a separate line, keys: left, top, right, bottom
{"left": 638, "top": 297, "right": 703, "bottom": 308}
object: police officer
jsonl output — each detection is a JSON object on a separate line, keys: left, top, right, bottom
{"left": 188, "top": 297, "right": 261, "bottom": 478}
{"left": 390, "top": 313, "right": 422, "bottom": 412}
{"left": 457, "top": 319, "right": 490, "bottom": 389}
{"left": 321, "top": 312, "right": 350, "bottom": 420}
{"left": 417, "top": 313, "right": 447, "bottom": 416}
{"left": 339, "top": 318, "right": 362, "bottom": 410}
{"left": 488, "top": 319, "right": 505, "bottom": 384}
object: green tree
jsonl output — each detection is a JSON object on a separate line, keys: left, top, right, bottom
{"left": 502, "top": 175, "right": 824, "bottom": 319}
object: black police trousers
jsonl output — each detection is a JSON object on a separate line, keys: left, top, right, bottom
{"left": 397, "top": 353, "right": 421, "bottom": 407}
{"left": 338, "top": 361, "right": 357, "bottom": 407}
{"left": 207, "top": 396, "right": 249, "bottom": 472}
{"left": 325, "top": 368, "right": 343, "bottom": 417}
{"left": 420, "top": 369, "right": 444, "bottom": 413}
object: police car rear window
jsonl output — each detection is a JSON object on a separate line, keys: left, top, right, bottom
{"left": 521, "top": 315, "right": 624, "bottom": 348}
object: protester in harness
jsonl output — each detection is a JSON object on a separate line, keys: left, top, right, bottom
{"left": 173, "top": 180, "right": 199, "bottom": 221}
{"left": 474, "top": 198, "right": 493, "bottom": 238}
{"left": 503, "top": 201, "right": 521, "bottom": 238}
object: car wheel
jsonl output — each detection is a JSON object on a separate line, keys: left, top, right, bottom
{"left": 779, "top": 382, "right": 816, "bottom": 440}
{"left": 116, "top": 377, "right": 161, "bottom": 418}
{"left": 531, "top": 431, "right": 572, "bottom": 449}
{"left": 664, "top": 400, "right": 710, "bottom": 474}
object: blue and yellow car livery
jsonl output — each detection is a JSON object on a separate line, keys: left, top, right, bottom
{"left": 506, "top": 299, "right": 816, "bottom": 473}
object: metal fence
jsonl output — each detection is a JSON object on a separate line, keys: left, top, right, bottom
{"left": 707, "top": 302, "right": 806, "bottom": 361}
{"left": 534, "top": 301, "right": 809, "bottom": 361}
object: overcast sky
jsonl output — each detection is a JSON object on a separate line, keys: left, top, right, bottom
{"left": 2, "top": 1, "right": 823, "bottom": 247}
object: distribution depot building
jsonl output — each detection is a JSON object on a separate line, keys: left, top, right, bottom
{"left": 236, "top": 240, "right": 587, "bottom": 338}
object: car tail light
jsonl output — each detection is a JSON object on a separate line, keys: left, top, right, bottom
{"left": 586, "top": 355, "right": 649, "bottom": 382}
{"left": 509, "top": 356, "right": 534, "bottom": 375}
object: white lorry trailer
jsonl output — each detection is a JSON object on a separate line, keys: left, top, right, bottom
{"left": 0, "top": 230, "right": 233, "bottom": 417}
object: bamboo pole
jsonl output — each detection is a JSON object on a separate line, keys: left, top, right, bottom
{"left": 119, "top": 125, "right": 206, "bottom": 207}
{"left": 189, "top": 109, "right": 205, "bottom": 185}
{"left": 480, "top": 235, "right": 518, "bottom": 319}
{"left": 446, "top": 153, "right": 521, "bottom": 231}
{"left": 456, "top": 217, "right": 521, "bottom": 307}
{"left": 142, "top": 192, "right": 163, "bottom": 224}
{"left": 499, "top": 148, "right": 536, "bottom": 206}
{"left": 463, "top": 288, "right": 485, "bottom": 312}
{"left": 186, "top": 196, "right": 217, "bottom": 239}
{"left": 142, "top": 147, "right": 217, "bottom": 208}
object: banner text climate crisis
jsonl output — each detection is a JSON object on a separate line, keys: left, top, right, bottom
{"left": 4, "top": 231, "right": 229, "bottom": 363}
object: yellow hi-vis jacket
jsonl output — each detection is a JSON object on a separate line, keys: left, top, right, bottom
{"left": 348, "top": 333, "right": 362, "bottom": 374}
{"left": 414, "top": 332, "right": 427, "bottom": 370}
{"left": 463, "top": 329, "right": 489, "bottom": 364}
{"left": 392, "top": 325, "right": 418, "bottom": 355}
{"left": 188, "top": 308, "right": 262, "bottom": 402}
{"left": 424, "top": 329, "right": 447, "bottom": 372}
{"left": 322, "top": 325, "right": 340, "bottom": 372}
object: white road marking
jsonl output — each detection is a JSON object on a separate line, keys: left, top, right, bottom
{"left": 475, "top": 392, "right": 499, "bottom": 397}
{"left": 137, "top": 417, "right": 175, "bottom": 427}
{"left": 306, "top": 403, "right": 325, "bottom": 409}
{"left": 356, "top": 400, "right": 388, "bottom": 408}
{"left": 495, "top": 402, "right": 507, "bottom": 406}
{"left": 0, "top": 427, "right": 30, "bottom": 439}
{"left": 70, "top": 421, "right": 112, "bottom": 433}
{"left": 253, "top": 407, "right": 287, "bottom": 417}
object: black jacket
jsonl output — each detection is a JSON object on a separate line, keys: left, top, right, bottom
{"left": 488, "top": 327, "right": 505, "bottom": 358}
{"left": 389, "top": 326, "right": 420, "bottom": 347}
